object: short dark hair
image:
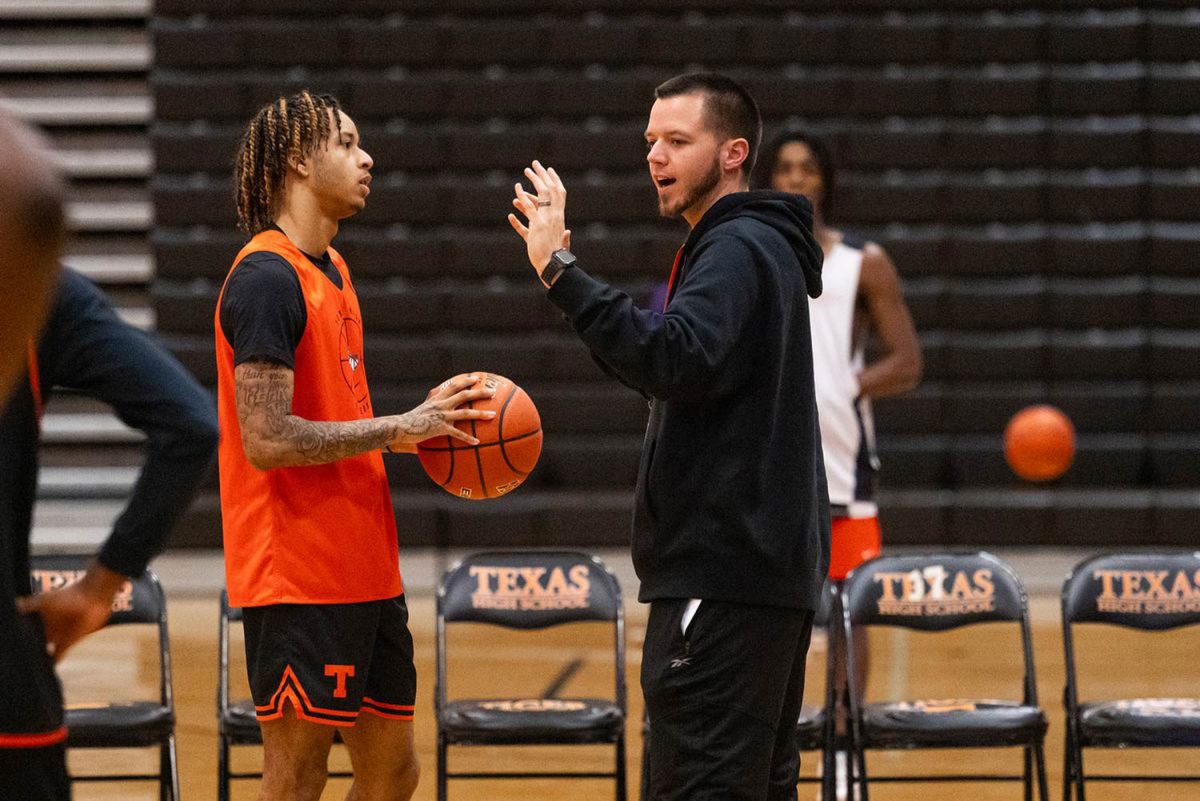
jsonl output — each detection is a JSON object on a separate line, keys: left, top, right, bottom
{"left": 755, "top": 130, "right": 836, "bottom": 220}
{"left": 655, "top": 72, "right": 762, "bottom": 179}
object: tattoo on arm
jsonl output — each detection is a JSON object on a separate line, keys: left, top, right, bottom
{"left": 234, "top": 362, "right": 441, "bottom": 468}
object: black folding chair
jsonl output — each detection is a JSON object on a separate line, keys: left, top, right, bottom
{"left": 436, "top": 550, "right": 626, "bottom": 801}
{"left": 30, "top": 555, "right": 179, "bottom": 801}
{"left": 217, "top": 590, "right": 351, "bottom": 801}
{"left": 1062, "top": 551, "right": 1200, "bottom": 800}
{"left": 840, "top": 552, "right": 1049, "bottom": 801}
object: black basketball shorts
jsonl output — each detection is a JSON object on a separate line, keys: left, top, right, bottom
{"left": 243, "top": 594, "right": 416, "bottom": 726}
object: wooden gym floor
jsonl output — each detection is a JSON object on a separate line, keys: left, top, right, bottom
{"left": 53, "top": 549, "right": 1198, "bottom": 800}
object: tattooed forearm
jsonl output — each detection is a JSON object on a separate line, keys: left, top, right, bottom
{"left": 235, "top": 362, "right": 418, "bottom": 469}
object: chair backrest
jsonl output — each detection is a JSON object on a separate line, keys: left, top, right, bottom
{"left": 439, "top": 550, "right": 621, "bottom": 629}
{"left": 30, "top": 555, "right": 172, "bottom": 708}
{"left": 436, "top": 550, "right": 625, "bottom": 712}
{"left": 1063, "top": 551, "right": 1200, "bottom": 631}
{"left": 844, "top": 551, "right": 1028, "bottom": 631}
{"left": 30, "top": 555, "right": 165, "bottom": 627}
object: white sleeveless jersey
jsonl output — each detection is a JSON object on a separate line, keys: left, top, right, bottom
{"left": 810, "top": 240, "right": 879, "bottom": 516}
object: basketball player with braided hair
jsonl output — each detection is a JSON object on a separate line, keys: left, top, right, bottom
{"left": 217, "top": 90, "right": 491, "bottom": 801}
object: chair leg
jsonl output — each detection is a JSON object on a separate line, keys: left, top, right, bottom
{"left": 821, "top": 747, "right": 834, "bottom": 801}
{"left": 1024, "top": 746, "right": 1033, "bottom": 801}
{"left": 168, "top": 732, "right": 181, "bottom": 801}
{"left": 160, "top": 741, "right": 169, "bottom": 801}
{"left": 1035, "top": 741, "right": 1050, "bottom": 801}
{"left": 1061, "top": 733, "right": 1072, "bottom": 801}
{"left": 218, "top": 736, "right": 231, "bottom": 801}
{"left": 615, "top": 734, "right": 627, "bottom": 801}
{"left": 1073, "top": 741, "right": 1086, "bottom": 801}
{"left": 437, "top": 735, "right": 448, "bottom": 801}
{"left": 854, "top": 747, "right": 869, "bottom": 801}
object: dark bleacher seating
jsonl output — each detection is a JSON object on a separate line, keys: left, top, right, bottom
{"left": 1048, "top": 117, "right": 1146, "bottom": 168}
{"left": 1150, "top": 331, "right": 1200, "bottom": 380}
{"left": 1147, "top": 383, "right": 1195, "bottom": 434}
{"left": 1047, "top": 276, "right": 1147, "bottom": 328}
{"left": 945, "top": 330, "right": 1047, "bottom": 381}
{"left": 841, "top": 119, "right": 943, "bottom": 170}
{"left": 1146, "top": 9, "right": 1200, "bottom": 62}
{"left": 1148, "top": 435, "right": 1200, "bottom": 486}
{"left": 837, "top": 171, "right": 942, "bottom": 224}
{"left": 1045, "top": 9, "right": 1144, "bottom": 62}
{"left": 873, "top": 384, "right": 947, "bottom": 434}
{"left": 1049, "top": 382, "right": 1148, "bottom": 432}
{"left": 1051, "top": 489, "right": 1152, "bottom": 545}
{"left": 943, "top": 11, "right": 1044, "bottom": 63}
{"left": 841, "top": 13, "right": 944, "bottom": 64}
{"left": 1149, "top": 222, "right": 1200, "bottom": 274}
{"left": 942, "top": 383, "right": 1047, "bottom": 434}
{"left": 1148, "top": 169, "right": 1200, "bottom": 221}
{"left": 946, "top": 64, "right": 1044, "bottom": 116}
{"left": 944, "top": 224, "right": 1050, "bottom": 276}
{"left": 640, "top": 20, "right": 743, "bottom": 63}
{"left": 1148, "top": 116, "right": 1200, "bottom": 168}
{"left": 946, "top": 276, "right": 1046, "bottom": 330}
{"left": 1048, "top": 222, "right": 1147, "bottom": 275}
{"left": 1049, "top": 329, "right": 1147, "bottom": 380}
{"left": 1048, "top": 63, "right": 1144, "bottom": 115}
{"left": 150, "top": 3, "right": 1200, "bottom": 549}
{"left": 875, "top": 224, "right": 947, "bottom": 277}
{"left": 943, "top": 170, "right": 1045, "bottom": 223}
{"left": 875, "top": 435, "right": 950, "bottom": 487}
{"left": 1147, "top": 63, "right": 1200, "bottom": 115}
{"left": 944, "top": 118, "right": 1046, "bottom": 169}
{"left": 740, "top": 15, "right": 845, "bottom": 64}
{"left": 846, "top": 66, "right": 946, "bottom": 117}
{"left": 1045, "top": 169, "right": 1145, "bottom": 223}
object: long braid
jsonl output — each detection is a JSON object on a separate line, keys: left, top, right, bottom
{"left": 234, "top": 89, "right": 344, "bottom": 234}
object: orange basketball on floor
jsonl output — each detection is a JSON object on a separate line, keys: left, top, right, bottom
{"left": 417, "top": 373, "right": 542, "bottom": 500}
{"left": 1004, "top": 404, "right": 1076, "bottom": 482}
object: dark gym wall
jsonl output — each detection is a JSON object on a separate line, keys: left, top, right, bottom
{"left": 150, "top": 1, "right": 1200, "bottom": 549}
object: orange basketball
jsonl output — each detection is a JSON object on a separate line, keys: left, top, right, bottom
{"left": 417, "top": 373, "right": 542, "bottom": 500}
{"left": 1004, "top": 405, "right": 1076, "bottom": 482}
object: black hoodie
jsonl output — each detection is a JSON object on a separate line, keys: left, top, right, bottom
{"left": 546, "top": 190, "right": 831, "bottom": 611}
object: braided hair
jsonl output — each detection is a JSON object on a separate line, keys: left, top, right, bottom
{"left": 234, "top": 90, "right": 343, "bottom": 234}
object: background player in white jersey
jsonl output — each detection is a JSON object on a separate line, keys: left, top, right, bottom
{"left": 759, "top": 130, "right": 922, "bottom": 795}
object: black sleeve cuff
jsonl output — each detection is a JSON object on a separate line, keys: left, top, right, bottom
{"left": 545, "top": 264, "right": 606, "bottom": 321}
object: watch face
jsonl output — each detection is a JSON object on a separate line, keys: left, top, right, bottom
{"left": 556, "top": 250, "right": 577, "bottom": 267}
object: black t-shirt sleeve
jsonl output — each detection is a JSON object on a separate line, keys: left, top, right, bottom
{"left": 218, "top": 252, "right": 306, "bottom": 369}
{"left": 40, "top": 268, "right": 219, "bottom": 578}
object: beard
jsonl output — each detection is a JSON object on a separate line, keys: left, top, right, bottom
{"left": 657, "top": 155, "right": 722, "bottom": 219}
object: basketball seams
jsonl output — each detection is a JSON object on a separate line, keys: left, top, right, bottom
{"left": 416, "top": 428, "right": 542, "bottom": 453}
{"left": 497, "top": 384, "right": 523, "bottom": 477}
{"left": 415, "top": 372, "right": 542, "bottom": 498}
{"left": 468, "top": 388, "right": 487, "bottom": 498}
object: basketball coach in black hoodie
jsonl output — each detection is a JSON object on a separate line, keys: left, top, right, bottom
{"left": 509, "top": 73, "right": 831, "bottom": 800}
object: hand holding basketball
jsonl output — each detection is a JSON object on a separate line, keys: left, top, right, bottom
{"left": 387, "top": 374, "right": 497, "bottom": 452}
{"left": 418, "top": 372, "right": 542, "bottom": 500}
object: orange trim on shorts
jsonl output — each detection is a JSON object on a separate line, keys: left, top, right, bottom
{"left": 829, "top": 516, "right": 882, "bottom": 581}
{"left": 0, "top": 726, "right": 67, "bottom": 748}
{"left": 255, "top": 665, "right": 359, "bottom": 728}
{"left": 360, "top": 706, "right": 414, "bottom": 721}
{"left": 361, "top": 697, "right": 415, "bottom": 720}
